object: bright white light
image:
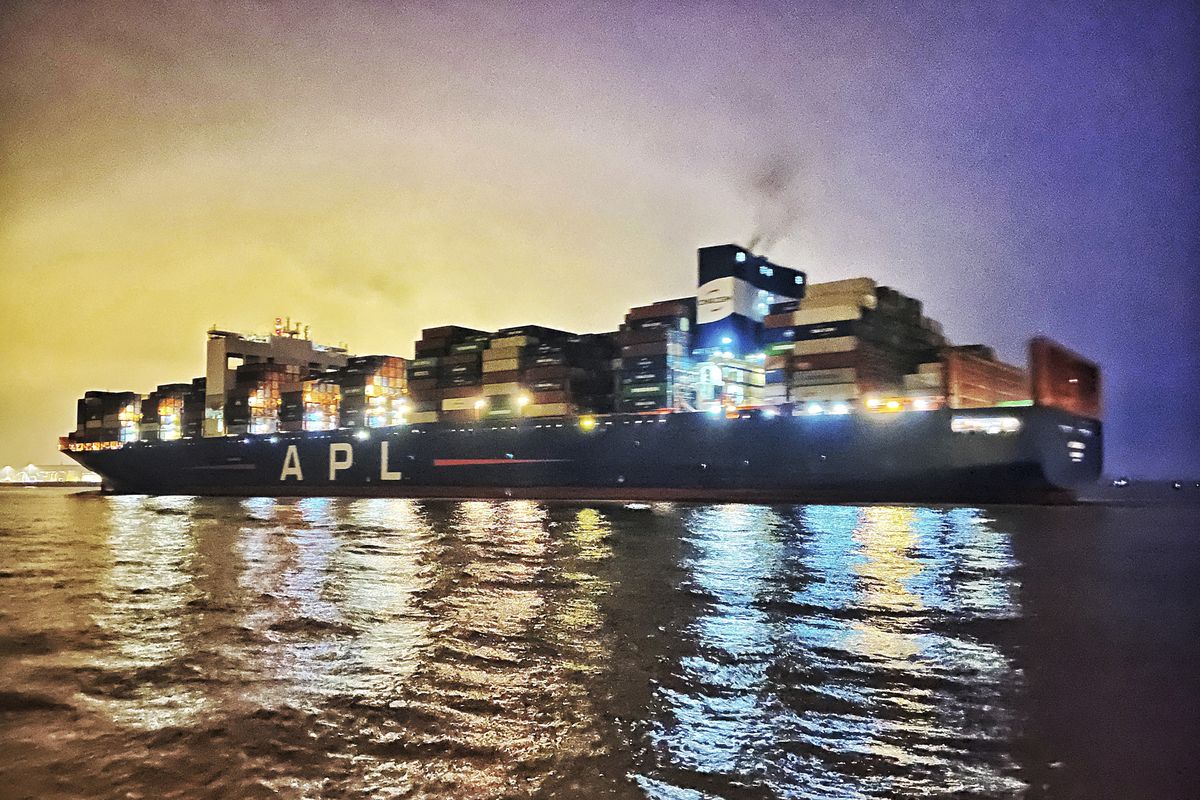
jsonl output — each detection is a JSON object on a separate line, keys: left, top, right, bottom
{"left": 832, "top": 403, "right": 851, "bottom": 415}
{"left": 913, "top": 398, "right": 930, "bottom": 411}
{"left": 885, "top": 400, "right": 902, "bottom": 411}
{"left": 735, "top": 251, "right": 747, "bottom": 262}
{"left": 354, "top": 430, "right": 370, "bottom": 440}
{"left": 951, "top": 416, "right": 1022, "bottom": 434}
{"left": 807, "top": 402, "right": 824, "bottom": 415}
{"left": 474, "top": 399, "right": 487, "bottom": 410}
{"left": 516, "top": 394, "right": 531, "bottom": 407}
{"left": 706, "top": 405, "right": 723, "bottom": 415}
{"left": 269, "top": 436, "right": 280, "bottom": 444}
{"left": 762, "top": 408, "right": 778, "bottom": 418}
{"left": 865, "top": 398, "right": 881, "bottom": 409}
{"left": 721, "top": 337, "right": 732, "bottom": 345}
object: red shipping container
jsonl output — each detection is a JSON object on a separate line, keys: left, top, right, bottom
{"left": 1029, "top": 337, "right": 1101, "bottom": 418}
{"left": 532, "top": 390, "right": 570, "bottom": 405}
{"left": 482, "top": 369, "right": 522, "bottom": 384}
{"left": 524, "top": 364, "right": 571, "bottom": 380}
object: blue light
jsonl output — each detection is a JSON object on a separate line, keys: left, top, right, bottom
{"left": 735, "top": 251, "right": 747, "bottom": 262}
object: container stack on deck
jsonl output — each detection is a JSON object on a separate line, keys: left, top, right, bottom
{"left": 338, "top": 355, "right": 407, "bottom": 428}
{"left": 617, "top": 299, "right": 697, "bottom": 412}
{"left": 937, "top": 345, "right": 1029, "bottom": 408}
{"left": 478, "top": 327, "right": 552, "bottom": 422}
{"left": 523, "top": 331, "right": 618, "bottom": 417}
{"left": 182, "top": 378, "right": 207, "bottom": 439}
{"left": 280, "top": 375, "right": 341, "bottom": 433}
{"left": 407, "top": 326, "right": 492, "bottom": 424}
{"left": 63, "top": 243, "right": 1104, "bottom": 458}
{"left": 70, "top": 391, "right": 141, "bottom": 448}
{"left": 434, "top": 325, "right": 619, "bottom": 422}
{"left": 761, "top": 279, "right": 945, "bottom": 409}
{"left": 225, "top": 363, "right": 305, "bottom": 435}
{"left": 140, "top": 383, "right": 191, "bottom": 441}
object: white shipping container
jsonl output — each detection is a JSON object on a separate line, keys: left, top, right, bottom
{"left": 788, "top": 383, "right": 859, "bottom": 401}
{"left": 792, "top": 368, "right": 857, "bottom": 386}
{"left": 482, "top": 382, "right": 523, "bottom": 396}
{"left": 769, "top": 305, "right": 862, "bottom": 327}
{"left": 441, "top": 396, "right": 480, "bottom": 411}
{"left": 524, "top": 403, "right": 573, "bottom": 417}
{"left": 490, "top": 335, "right": 535, "bottom": 349}
{"left": 789, "top": 336, "right": 860, "bottom": 356}
{"left": 483, "top": 346, "right": 522, "bottom": 362}
{"left": 483, "top": 358, "right": 521, "bottom": 373}
{"left": 804, "top": 277, "right": 877, "bottom": 296}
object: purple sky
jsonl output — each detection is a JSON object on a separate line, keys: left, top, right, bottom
{"left": 1, "top": 1, "right": 1197, "bottom": 476}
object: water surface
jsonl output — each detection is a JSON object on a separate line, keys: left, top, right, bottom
{"left": 1, "top": 490, "right": 1197, "bottom": 798}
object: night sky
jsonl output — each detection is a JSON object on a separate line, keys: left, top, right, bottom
{"left": 1, "top": 1, "right": 1197, "bottom": 477}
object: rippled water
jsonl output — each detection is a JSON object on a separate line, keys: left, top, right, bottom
{"left": 1, "top": 490, "right": 1197, "bottom": 799}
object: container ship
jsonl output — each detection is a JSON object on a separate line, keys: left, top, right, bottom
{"left": 62, "top": 244, "right": 1103, "bottom": 503}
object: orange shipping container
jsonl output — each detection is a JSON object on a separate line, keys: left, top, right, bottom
{"left": 1029, "top": 337, "right": 1101, "bottom": 418}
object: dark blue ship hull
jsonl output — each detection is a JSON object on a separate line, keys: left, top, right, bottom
{"left": 65, "top": 407, "right": 1101, "bottom": 504}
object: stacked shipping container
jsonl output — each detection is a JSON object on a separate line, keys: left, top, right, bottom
{"left": 339, "top": 355, "right": 408, "bottom": 428}
{"left": 71, "top": 391, "right": 141, "bottom": 447}
{"left": 761, "top": 278, "right": 945, "bottom": 409}
{"left": 616, "top": 299, "right": 696, "bottom": 412}
{"left": 225, "top": 363, "right": 306, "bottom": 435}
{"left": 62, "top": 246, "right": 1104, "bottom": 452}
{"left": 407, "top": 326, "right": 490, "bottom": 423}
{"left": 140, "top": 383, "right": 191, "bottom": 441}
{"left": 280, "top": 376, "right": 341, "bottom": 433}
{"left": 182, "top": 378, "right": 207, "bottom": 439}
{"left": 940, "top": 346, "right": 1029, "bottom": 409}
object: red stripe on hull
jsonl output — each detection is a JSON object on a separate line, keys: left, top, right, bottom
{"left": 432, "top": 458, "right": 570, "bottom": 467}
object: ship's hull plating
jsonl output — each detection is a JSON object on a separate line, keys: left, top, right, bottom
{"left": 65, "top": 407, "right": 1102, "bottom": 504}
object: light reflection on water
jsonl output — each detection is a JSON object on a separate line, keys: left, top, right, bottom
{"left": 2, "top": 495, "right": 1052, "bottom": 798}
{"left": 91, "top": 495, "right": 206, "bottom": 730}
{"left": 638, "top": 504, "right": 1024, "bottom": 798}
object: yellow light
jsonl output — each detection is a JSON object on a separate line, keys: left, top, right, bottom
{"left": 885, "top": 400, "right": 902, "bottom": 411}
{"left": 474, "top": 399, "right": 487, "bottom": 410}
{"left": 865, "top": 397, "right": 881, "bottom": 409}
{"left": 516, "top": 394, "right": 531, "bottom": 407}
{"left": 579, "top": 416, "right": 597, "bottom": 431}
